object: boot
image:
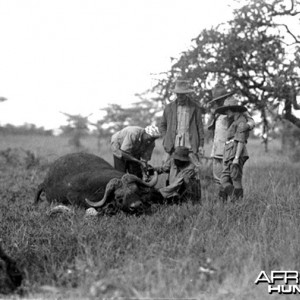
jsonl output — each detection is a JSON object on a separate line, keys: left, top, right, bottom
{"left": 222, "top": 185, "right": 234, "bottom": 204}
{"left": 218, "top": 190, "right": 227, "bottom": 203}
{"left": 231, "top": 188, "right": 243, "bottom": 203}
{"left": 224, "top": 185, "right": 234, "bottom": 197}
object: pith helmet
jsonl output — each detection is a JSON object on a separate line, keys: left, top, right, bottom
{"left": 144, "top": 125, "right": 161, "bottom": 138}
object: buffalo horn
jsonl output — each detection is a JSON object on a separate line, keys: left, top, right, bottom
{"left": 85, "top": 178, "right": 120, "bottom": 207}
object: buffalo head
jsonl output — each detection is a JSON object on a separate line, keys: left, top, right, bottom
{"left": 85, "top": 171, "right": 158, "bottom": 214}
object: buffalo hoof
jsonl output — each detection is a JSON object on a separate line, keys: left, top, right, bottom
{"left": 46, "top": 205, "right": 74, "bottom": 217}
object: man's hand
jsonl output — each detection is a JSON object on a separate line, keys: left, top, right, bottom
{"left": 231, "top": 162, "right": 239, "bottom": 180}
{"left": 139, "top": 159, "right": 149, "bottom": 175}
{"left": 153, "top": 166, "right": 163, "bottom": 174}
{"left": 233, "top": 157, "right": 239, "bottom": 165}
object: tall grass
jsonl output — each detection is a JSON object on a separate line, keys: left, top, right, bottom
{"left": 0, "top": 134, "right": 299, "bottom": 299}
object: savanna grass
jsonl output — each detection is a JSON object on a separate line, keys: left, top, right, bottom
{"left": 0, "top": 134, "right": 299, "bottom": 299}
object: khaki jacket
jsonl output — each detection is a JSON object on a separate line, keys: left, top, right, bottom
{"left": 209, "top": 111, "right": 254, "bottom": 158}
{"left": 223, "top": 113, "right": 249, "bottom": 163}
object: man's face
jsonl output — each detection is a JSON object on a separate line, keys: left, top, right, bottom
{"left": 225, "top": 109, "right": 234, "bottom": 118}
{"left": 211, "top": 100, "right": 225, "bottom": 113}
{"left": 142, "top": 132, "right": 155, "bottom": 147}
{"left": 176, "top": 93, "right": 189, "bottom": 105}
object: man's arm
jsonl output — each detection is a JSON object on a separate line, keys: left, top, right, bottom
{"left": 119, "top": 132, "right": 146, "bottom": 167}
{"left": 233, "top": 142, "right": 244, "bottom": 164}
{"left": 243, "top": 111, "right": 255, "bottom": 131}
{"left": 233, "top": 121, "right": 248, "bottom": 164}
{"left": 120, "top": 150, "right": 145, "bottom": 166}
{"left": 197, "top": 109, "right": 205, "bottom": 153}
{"left": 207, "top": 115, "right": 216, "bottom": 131}
{"left": 154, "top": 154, "right": 171, "bottom": 174}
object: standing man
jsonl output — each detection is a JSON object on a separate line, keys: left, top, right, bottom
{"left": 159, "top": 79, "right": 205, "bottom": 166}
{"left": 214, "top": 94, "right": 251, "bottom": 202}
{"left": 208, "top": 85, "right": 255, "bottom": 201}
{"left": 111, "top": 125, "right": 161, "bottom": 178}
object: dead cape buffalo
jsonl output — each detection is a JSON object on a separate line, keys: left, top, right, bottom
{"left": 34, "top": 152, "right": 162, "bottom": 214}
{"left": 0, "top": 245, "right": 23, "bottom": 294}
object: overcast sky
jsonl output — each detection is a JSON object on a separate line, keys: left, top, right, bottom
{"left": 0, "top": 0, "right": 233, "bottom": 130}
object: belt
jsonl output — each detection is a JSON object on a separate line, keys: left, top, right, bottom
{"left": 225, "top": 139, "right": 234, "bottom": 145}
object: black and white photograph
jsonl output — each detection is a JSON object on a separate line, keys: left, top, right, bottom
{"left": 0, "top": 0, "right": 300, "bottom": 299}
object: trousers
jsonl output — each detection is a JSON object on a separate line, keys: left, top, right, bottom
{"left": 221, "top": 156, "right": 247, "bottom": 190}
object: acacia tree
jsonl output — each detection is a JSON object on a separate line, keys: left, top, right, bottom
{"left": 95, "top": 99, "right": 161, "bottom": 136}
{"left": 60, "top": 112, "right": 91, "bottom": 149}
{"left": 149, "top": 0, "right": 300, "bottom": 150}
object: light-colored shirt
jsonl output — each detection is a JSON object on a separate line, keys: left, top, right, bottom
{"left": 210, "top": 111, "right": 254, "bottom": 159}
{"left": 111, "top": 126, "right": 154, "bottom": 161}
{"left": 211, "top": 114, "right": 228, "bottom": 158}
{"left": 175, "top": 105, "right": 191, "bottom": 149}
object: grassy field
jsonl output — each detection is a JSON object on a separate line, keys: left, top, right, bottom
{"left": 0, "top": 133, "right": 300, "bottom": 299}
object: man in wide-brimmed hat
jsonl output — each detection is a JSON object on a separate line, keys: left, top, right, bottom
{"left": 111, "top": 125, "right": 161, "bottom": 179}
{"left": 159, "top": 79, "right": 205, "bottom": 160}
{"left": 208, "top": 84, "right": 254, "bottom": 202}
{"left": 214, "top": 94, "right": 252, "bottom": 202}
{"left": 156, "top": 146, "right": 201, "bottom": 202}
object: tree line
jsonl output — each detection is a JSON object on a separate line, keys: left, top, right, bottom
{"left": 1, "top": 0, "right": 300, "bottom": 151}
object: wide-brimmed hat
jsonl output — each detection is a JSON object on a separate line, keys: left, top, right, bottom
{"left": 215, "top": 96, "right": 247, "bottom": 115}
{"left": 171, "top": 80, "right": 194, "bottom": 94}
{"left": 209, "top": 84, "right": 235, "bottom": 103}
{"left": 172, "top": 146, "right": 190, "bottom": 161}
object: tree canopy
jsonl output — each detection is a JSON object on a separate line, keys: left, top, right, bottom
{"left": 148, "top": 0, "right": 300, "bottom": 133}
{"left": 91, "top": 99, "right": 162, "bottom": 138}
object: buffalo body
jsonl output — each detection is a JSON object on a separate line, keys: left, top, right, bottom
{"left": 35, "top": 152, "right": 162, "bottom": 213}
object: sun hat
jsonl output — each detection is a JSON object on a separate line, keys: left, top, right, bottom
{"left": 144, "top": 125, "right": 161, "bottom": 138}
{"left": 171, "top": 79, "right": 194, "bottom": 94}
{"left": 214, "top": 95, "right": 247, "bottom": 115}
{"left": 172, "top": 146, "right": 190, "bottom": 161}
{"left": 209, "top": 84, "right": 235, "bottom": 103}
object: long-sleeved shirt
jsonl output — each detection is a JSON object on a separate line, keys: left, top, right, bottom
{"left": 111, "top": 126, "right": 155, "bottom": 161}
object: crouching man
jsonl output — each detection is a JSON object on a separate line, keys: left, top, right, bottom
{"left": 214, "top": 96, "right": 250, "bottom": 202}
{"left": 111, "top": 125, "right": 161, "bottom": 179}
{"left": 155, "top": 146, "right": 201, "bottom": 203}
